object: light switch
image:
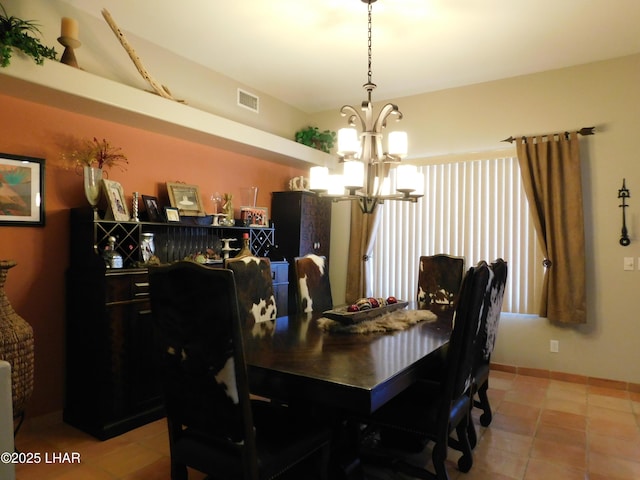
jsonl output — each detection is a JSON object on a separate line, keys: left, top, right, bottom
{"left": 624, "top": 257, "right": 634, "bottom": 270}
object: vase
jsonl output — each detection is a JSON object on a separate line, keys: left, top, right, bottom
{"left": 0, "top": 260, "right": 34, "bottom": 425}
{"left": 141, "top": 233, "right": 155, "bottom": 263}
{"left": 83, "top": 166, "right": 103, "bottom": 219}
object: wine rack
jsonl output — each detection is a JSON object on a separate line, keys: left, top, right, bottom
{"left": 70, "top": 207, "right": 275, "bottom": 268}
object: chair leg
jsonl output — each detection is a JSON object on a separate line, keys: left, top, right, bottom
{"left": 170, "top": 460, "right": 188, "bottom": 480}
{"left": 477, "top": 380, "right": 493, "bottom": 427}
{"left": 454, "top": 418, "right": 473, "bottom": 473}
{"left": 467, "top": 413, "right": 477, "bottom": 449}
{"left": 431, "top": 441, "right": 451, "bottom": 480}
{"left": 318, "top": 442, "right": 330, "bottom": 480}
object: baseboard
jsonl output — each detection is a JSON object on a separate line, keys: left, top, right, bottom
{"left": 491, "top": 363, "right": 640, "bottom": 393}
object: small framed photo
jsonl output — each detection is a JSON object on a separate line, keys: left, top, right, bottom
{"left": 102, "top": 179, "right": 130, "bottom": 221}
{"left": 164, "top": 206, "right": 180, "bottom": 223}
{"left": 166, "top": 182, "right": 205, "bottom": 216}
{"left": 240, "top": 206, "right": 269, "bottom": 227}
{"left": 0, "top": 153, "right": 45, "bottom": 227}
{"left": 142, "top": 195, "right": 162, "bottom": 223}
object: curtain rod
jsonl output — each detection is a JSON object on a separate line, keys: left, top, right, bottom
{"left": 501, "top": 126, "right": 595, "bottom": 144}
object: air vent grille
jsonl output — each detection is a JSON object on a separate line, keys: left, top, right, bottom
{"left": 237, "top": 88, "right": 259, "bottom": 113}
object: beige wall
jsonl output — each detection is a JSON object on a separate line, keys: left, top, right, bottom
{"left": 3, "top": 0, "right": 312, "bottom": 139}
{"left": 318, "top": 54, "right": 640, "bottom": 384}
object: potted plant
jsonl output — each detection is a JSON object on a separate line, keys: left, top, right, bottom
{"left": 295, "top": 126, "right": 336, "bottom": 153}
{"left": 0, "top": 4, "right": 58, "bottom": 67}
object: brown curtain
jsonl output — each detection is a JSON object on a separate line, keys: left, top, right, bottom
{"left": 345, "top": 202, "right": 381, "bottom": 303}
{"left": 516, "top": 131, "right": 586, "bottom": 324}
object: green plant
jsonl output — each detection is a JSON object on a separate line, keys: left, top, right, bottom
{"left": 295, "top": 126, "right": 336, "bottom": 153}
{"left": 0, "top": 4, "right": 57, "bottom": 67}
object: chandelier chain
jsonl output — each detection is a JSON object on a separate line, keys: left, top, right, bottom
{"left": 367, "top": 1, "right": 373, "bottom": 86}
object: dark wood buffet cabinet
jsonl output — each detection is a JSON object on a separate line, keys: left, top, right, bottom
{"left": 64, "top": 207, "right": 288, "bottom": 439}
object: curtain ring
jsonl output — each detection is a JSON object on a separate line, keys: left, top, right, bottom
{"left": 542, "top": 258, "right": 552, "bottom": 268}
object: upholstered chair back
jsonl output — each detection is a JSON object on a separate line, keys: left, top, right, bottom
{"left": 225, "top": 255, "right": 277, "bottom": 325}
{"left": 417, "top": 254, "right": 465, "bottom": 315}
{"left": 294, "top": 254, "right": 333, "bottom": 313}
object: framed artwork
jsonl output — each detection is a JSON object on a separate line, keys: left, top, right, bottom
{"left": 142, "top": 194, "right": 162, "bottom": 223}
{"left": 240, "top": 206, "right": 269, "bottom": 227}
{"left": 102, "top": 179, "right": 130, "bottom": 221}
{"left": 164, "top": 206, "right": 180, "bottom": 223}
{"left": 166, "top": 182, "right": 205, "bottom": 216}
{"left": 0, "top": 153, "right": 45, "bottom": 226}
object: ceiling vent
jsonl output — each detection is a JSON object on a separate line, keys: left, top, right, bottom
{"left": 237, "top": 88, "right": 259, "bottom": 113}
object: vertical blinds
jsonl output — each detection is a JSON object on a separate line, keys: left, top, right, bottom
{"left": 370, "top": 156, "right": 542, "bottom": 313}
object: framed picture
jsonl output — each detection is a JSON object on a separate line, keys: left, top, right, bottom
{"left": 164, "top": 206, "right": 180, "bottom": 223}
{"left": 240, "top": 206, "right": 269, "bottom": 227}
{"left": 102, "top": 179, "right": 130, "bottom": 221}
{"left": 166, "top": 182, "right": 205, "bottom": 216}
{"left": 0, "top": 153, "right": 45, "bottom": 226}
{"left": 142, "top": 194, "right": 162, "bottom": 223}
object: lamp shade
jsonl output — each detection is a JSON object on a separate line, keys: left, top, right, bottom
{"left": 338, "top": 128, "right": 360, "bottom": 156}
{"left": 396, "top": 164, "right": 417, "bottom": 192}
{"left": 309, "top": 166, "right": 329, "bottom": 191}
{"left": 388, "top": 131, "right": 408, "bottom": 158}
{"left": 343, "top": 160, "right": 365, "bottom": 189}
{"left": 411, "top": 172, "right": 425, "bottom": 196}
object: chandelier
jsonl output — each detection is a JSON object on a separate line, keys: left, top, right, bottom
{"left": 309, "top": 0, "right": 423, "bottom": 214}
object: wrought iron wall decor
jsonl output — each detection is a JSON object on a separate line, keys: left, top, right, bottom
{"left": 618, "top": 179, "right": 630, "bottom": 246}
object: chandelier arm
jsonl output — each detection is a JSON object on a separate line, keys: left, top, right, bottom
{"left": 341, "top": 104, "right": 366, "bottom": 131}
{"left": 373, "top": 103, "right": 403, "bottom": 132}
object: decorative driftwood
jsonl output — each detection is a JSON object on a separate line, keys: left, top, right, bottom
{"left": 101, "top": 9, "right": 184, "bottom": 103}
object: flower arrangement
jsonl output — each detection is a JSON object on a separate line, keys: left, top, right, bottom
{"left": 64, "top": 137, "right": 129, "bottom": 172}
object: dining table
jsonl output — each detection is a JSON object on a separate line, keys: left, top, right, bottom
{"left": 242, "top": 305, "right": 453, "bottom": 479}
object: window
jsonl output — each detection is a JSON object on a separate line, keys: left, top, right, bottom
{"left": 370, "top": 156, "right": 542, "bottom": 313}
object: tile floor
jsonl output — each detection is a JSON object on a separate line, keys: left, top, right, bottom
{"left": 12, "top": 370, "right": 640, "bottom": 480}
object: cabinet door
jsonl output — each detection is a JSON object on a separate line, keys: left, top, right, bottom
{"left": 129, "top": 300, "right": 162, "bottom": 411}
{"left": 299, "top": 194, "right": 331, "bottom": 258}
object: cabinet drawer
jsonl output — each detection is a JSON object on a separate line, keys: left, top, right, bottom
{"left": 105, "top": 271, "right": 149, "bottom": 303}
{"left": 270, "top": 261, "right": 289, "bottom": 284}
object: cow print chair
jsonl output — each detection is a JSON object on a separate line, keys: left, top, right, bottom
{"left": 225, "top": 255, "right": 277, "bottom": 325}
{"left": 357, "top": 263, "right": 493, "bottom": 479}
{"left": 468, "top": 258, "right": 508, "bottom": 447}
{"left": 294, "top": 254, "right": 333, "bottom": 313}
{"left": 148, "top": 262, "right": 331, "bottom": 480}
{"left": 417, "top": 254, "right": 465, "bottom": 317}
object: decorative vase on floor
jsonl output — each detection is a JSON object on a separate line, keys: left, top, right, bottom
{"left": 0, "top": 260, "right": 35, "bottom": 428}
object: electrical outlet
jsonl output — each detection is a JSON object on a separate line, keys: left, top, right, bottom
{"left": 550, "top": 340, "right": 559, "bottom": 353}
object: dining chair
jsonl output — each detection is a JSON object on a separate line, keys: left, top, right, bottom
{"left": 416, "top": 254, "right": 465, "bottom": 316}
{"left": 294, "top": 254, "right": 333, "bottom": 313}
{"left": 225, "top": 255, "right": 277, "bottom": 325}
{"left": 358, "top": 262, "right": 493, "bottom": 480}
{"left": 468, "top": 258, "right": 508, "bottom": 444}
{"left": 148, "top": 261, "right": 331, "bottom": 480}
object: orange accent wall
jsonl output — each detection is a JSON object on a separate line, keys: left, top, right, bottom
{"left": 0, "top": 93, "right": 306, "bottom": 417}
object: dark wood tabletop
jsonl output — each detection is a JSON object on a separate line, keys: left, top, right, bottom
{"left": 243, "top": 309, "right": 452, "bottom": 414}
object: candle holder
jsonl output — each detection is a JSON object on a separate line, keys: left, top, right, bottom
{"left": 618, "top": 178, "right": 630, "bottom": 246}
{"left": 57, "top": 36, "right": 81, "bottom": 68}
